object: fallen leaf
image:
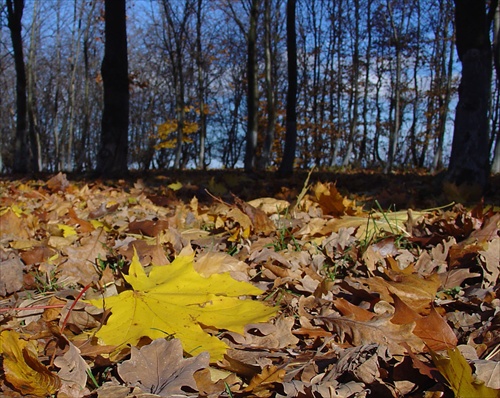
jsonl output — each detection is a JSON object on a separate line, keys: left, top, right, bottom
{"left": 0, "top": 252, "right": 24, "bottom": 296}
{"left": 391, "top": 293, "right": 458, "bottom": 351}
{"left": 243, "top": 365, "right": 286, "bottom": 396}
{"left": 431, "top": 348, "right": 499, "bottom": 398}
{"left": 333, "top": 298, "right": 375, "bottom": 322}
{"left": 0, "top": 329, "right": 61, "bottom": 396}
{"left": 320, "top": 314, "right": 424, "bottom": 355}
{"left": 413, "top": 307, "right": 458, "bottom": 351}
{"left": 86, "top": 250, "right": 277, "bottom": 361}
{"left": 247, "top": 197, "right": 290, "bottom": 215}
{"left": 0, "top": 208, "right": 29, "bottom": 240}
{"left": 46, "top": 172, "right": 70, "bottom": 192}
{"left": 479, "top": 238, "right": 500, "bottom": 287}
{"left": 325, "top": 343, "right": 390, "bottom": 384}
{"left": 117, "top": 338, "right": 209, "bottom": 396}
{"left": 311, "top": 181, "right": 361, "bottom": 216}
{"left": 54, "top": 341, "right": 92, "bottom": 398}
{"left": 471, "top": 360, "right": 500, "bottom": 390}
{"left": 352, "top": 272, "right": 441, "bottom": 314}
{"left": 168, "top": 181, "right": 183, "bottom": 191}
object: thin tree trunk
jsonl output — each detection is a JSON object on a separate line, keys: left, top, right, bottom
{"left": 408, "top": 0, "right": 421, "bottom": 168}
{"left": 433, "top": 14, "right": 454, "bottom": 172}
{"left": 358, "top": 0, "right": 373, "bottom": 166}
{"left": 384, "top": 0, "right": 402, "bottom": 174}
{"left": 278, "top": 0, "right": 297, "bottom": 177}
{"left": 196, "top": 0, "right": 207, "bottom": 170}
{"left": 173, "top": 49, "right": 185, "bottom": 170}
{"left": 342, "top": 0, "right": 360, "bottom": 168}
{"left": 27, "top": 0, "right": 40, "bottom": 172}
{"left": 244, "top": 0, "right": 260, "bottom": 172}
{"left": 258, "top": 0, "right": 276, "bottom": 170}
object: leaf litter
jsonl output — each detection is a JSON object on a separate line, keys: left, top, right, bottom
{"left": 0, "top": 172, "right": 499, "bottom": 397}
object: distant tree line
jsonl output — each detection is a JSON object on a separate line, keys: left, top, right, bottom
{"left": 0, "top": 0, "right": 499, "bottom": 189}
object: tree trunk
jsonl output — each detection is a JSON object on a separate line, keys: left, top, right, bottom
{"left": 96, "top": 0, "right": 129, "bottom": 177}
{"left": 244, "top": 0, "right": 260, "bottom": 172}
{"left": 278, "top": 0, "right": 297, "bottom": 177}
{"left": 358, "top": 0, "right": 373, "bottom": 166}
{"left": 445, "top": 0, "right": 492, "bottom": 200}
{"left": 27, "top": 0, "right": 40, "bottom": 172}
{"left": 491, "top": 0, "right": 499, "bottom": 84}
{"left": 258, "top": 0, "right": 276, "bottom": 170}
{"left": 489, "top": 0, "right": 500, "bottom": 173}
{"left": 433, "top": 17, "right": 455, "bottom": 172}
{"left": 196, "top": 0, "right": 207, "bottom": 170}
{"left": 7, "top": 0, "right": 28, "bottom": 174}
{"left": 384, "top": 0, "right": 402, "bottom": 174}
{"left": 342, "top": 0, "right": 360, "bottom": 168}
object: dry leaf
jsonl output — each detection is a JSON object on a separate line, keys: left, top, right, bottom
{"left": 243, "top": 365, "right": 286, "bottom": 396}
{"left": 320, "top": 315, "right": 424, "bottom": 355}
{"left": 431, "top": 348, "right": 499, "bottom": 398}
{"left": 54, "top": 341, "right": 92, "bottom": 398}
{"left": 118, "top": 338, "right": 209, "bottom": 396}
{"left": 0, "top": 329, "right": 61, "bottom": 396}
{"left": 0, "top": 252, "right": 24, "bottom": 296}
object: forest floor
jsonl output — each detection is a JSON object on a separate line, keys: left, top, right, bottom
{"left": 0, "top": 170, "right": 499, "bottom": 397}
{"left": 73, "top": 168, "right": 500, "bottom": 207}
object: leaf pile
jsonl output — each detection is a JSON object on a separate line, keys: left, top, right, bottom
{"left": 0, "top": 173, "right": 499, "bottom": 397}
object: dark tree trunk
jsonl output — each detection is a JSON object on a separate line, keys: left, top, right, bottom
{"left": 6, "top": 0, "right": 28, "bottom": 174}
{"left": 490, "top": 0, "right": 499, "bottom": 84}
{"left": 96, "top": 0, "right": 129, "bottom": 177}
{"left": 278, "top": 0, "right": 297, "bottom": 177}
{"left": 445, "top": 0, "right": 492, "bottom": 200}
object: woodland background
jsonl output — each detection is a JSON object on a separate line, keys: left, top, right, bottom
{"left": 0, "top": 0, "right": 499, "bottom": 176}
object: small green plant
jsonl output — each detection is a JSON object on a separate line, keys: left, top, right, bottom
{"left": 86, "top": 368, "right": 99, "bottom": 389}
{"left": 97, "top": 253, "right": 126, "bottom": 272}
{"left": 32, "top": 268, "right": 60, "bottom": 293}
{"left": 359, "top": 200, "right": 414, "bottom": 253}
{"left": 267, "top": 208, "right": 301, "bottom": 252}
{"left": 438, "top": 286, "right": 462, "bottom": 298}
{"left": 201, "top": 222, "right": 216, "bottom": 232}
{"left": 322, "top": 246, "right": 355, "bottom": 282}
{"left": 227, "top": 244, "right": 239, "bottom": 256}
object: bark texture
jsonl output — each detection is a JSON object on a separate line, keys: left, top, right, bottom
{"left": 96, "top": 0, "right": 129, "bottom": 177}
{"left": 445, "top": 0, "right": 492, "bottom": 200}
{"left": 7, "top": 0, "right": 28, "bottom": 174}
{"left": 278, "top": 0, "right": 297, "bottom": 177}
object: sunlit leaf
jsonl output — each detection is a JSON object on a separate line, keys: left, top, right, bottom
{"left": 86, "top": 250, "right": 277, "bottom": 361}
{"left": 0, "top": 330, "right": 61, "bottom": 396}
{"left": 431, "top": 348, "right": 499, "bottom": 398}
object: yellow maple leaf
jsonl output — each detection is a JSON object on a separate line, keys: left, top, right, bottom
{"left": 0, "top": 330, "right": 61, "bottom": 396}
{"left": 431, "top": 348, "right": 499, "bottom": 398}
{"left": 58, "top": 223, "right": 77, "bottom": 237}
{"left": 86, "top": 250, "right": 277, "bottom": 361}
{"left": 168, "top": 181, "right": 183, "bottom": 191}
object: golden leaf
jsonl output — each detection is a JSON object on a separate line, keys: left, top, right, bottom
{"left": 86, "top": 250, "right": 277, "bottom": 361}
